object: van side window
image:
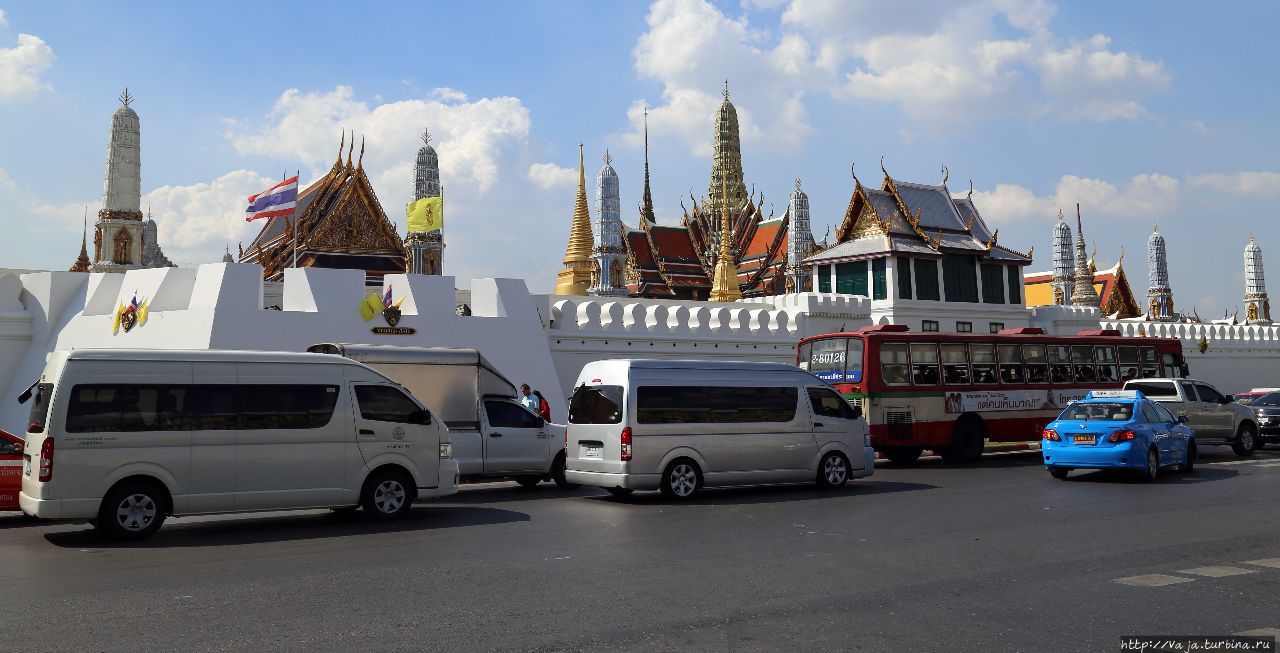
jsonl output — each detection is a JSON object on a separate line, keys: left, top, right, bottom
{"left": 355, "top": 386, "right": 426, "bottom": 424}
{"left": 242, "top": 385, "right": 341, "bottom": 429}
{"left": 485, "top": 400, "right": 543, "bottom": 429}
{"left": 636, "top": 386, "right": 798, "bottom": 424}
{"left": 66, "top": 384, "right": 342, "bottom": 432}
{"left": 807, "top": 387, "right": 857, "bottom": 420}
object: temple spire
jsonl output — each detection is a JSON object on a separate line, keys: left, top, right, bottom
{"left": 589, "top": 145, "right": 624, "bottom": 296}
{"left": 1244, "top": 235, "right": 1271, "bottom": 323}
{"left": 639, "top": 108, "right": 655, "bottom": 229}
{"left": 553, "top": 143, "right": 595, "bottom": 295}
{"left": 705, "top": 80, "right": 746, "bottom": 222}
{"left": 1070, "top": 203, "right": 1100, "bottom": 307}
{"left": 708, "top": 176, "right": 742, "bottom": 302}
{"left": 1147, "top": 222, "right": 1175, "bottom": 320}
{"left": 70, "top": 207, "right": 91, "bottom": 272}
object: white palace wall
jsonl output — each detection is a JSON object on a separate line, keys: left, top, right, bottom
{"left": 1103, "top": 320, "right": 1280, "bottom": 394}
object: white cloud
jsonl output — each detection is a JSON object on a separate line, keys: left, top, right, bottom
{"left": 972, "top": 172, "right": 1179, "bottom": 224}
{"left": 0, "top": 9, "right": 7, "bottom": 28}
{"left": 0, "top": 32, "right": 55, "bottom": 102}
{"left": 226, "top": 85, "right": 531, "bottom": 196}
{"left": 142, "top": 170, "right": 276, "bottom": 265}
{"left": 1189, "top": 171, "right": 1280, "bottom": 196}
{"left": 527, "top": 162, "right": 577, "bottom": 190}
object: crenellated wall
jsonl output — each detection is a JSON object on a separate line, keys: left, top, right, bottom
{"left": 1029, "top": 305, "right": 1103, "bottom": 335}
{"left": 1104, "top": 319, "right": 1280, "bottom": 392}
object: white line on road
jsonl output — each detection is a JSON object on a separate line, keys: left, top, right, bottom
{"left": 1177, "top": 565, "right": 1258, "bottom": 578}
{"left": 1114, "top": 574, "right": 1195, "bottom": 587}
{"left": 1235, "top": 628, "right": 1280, "bottom": 638}
{"left": 1250, "top": 462, "right": 1280, "bottom": 468}
{"left": 1242, "top": 558, "right": 1280, "bottom": 569}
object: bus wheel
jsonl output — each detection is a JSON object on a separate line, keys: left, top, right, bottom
{"left": 941, "top": 418, "right": 985, "bottom": 463}
{"left": 883, "top": 447, "right": 923, "bottom": 465}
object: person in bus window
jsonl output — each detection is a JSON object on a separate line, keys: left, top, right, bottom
{"left": 1074, "top": 364, "right": 1097, "bottom": 383}
{"left": 1122, "top": 367, "right": 1138, "bottom": 382}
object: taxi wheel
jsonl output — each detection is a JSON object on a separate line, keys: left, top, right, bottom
{"left": 1232, "top": 425, "right": 1257, "bottom": 457}
{"left": 1048, "top": 467, "right": 1070, "bottom": 480}
{"left": 1137, "top": 447, "right": 1159, "bottom": 482}
{"left": 884, "top": 447, "right": 923, "bottom": 465}
{"left": 1181, "top": 441, "right": 1196, "bottom": 473}
{"left": 514, "top": 476, "right": 542, "bottom": 488}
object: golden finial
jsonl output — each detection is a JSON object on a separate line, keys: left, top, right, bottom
{"left": 880, "top": 155, "right": 888, "bottom": 178}
{"left": 708, "top": 172, "right": 742, "bottom": 302}
{"left": 850, "top": 162, "right": 858, "bottom": 185}
{"left": 723, "top": 79, "right": 730, "bottom": 101}
{"left": 940, "top": 164, "right": 949, "bottom": 186}
{"left": 967, "top": 179, "right": 974, "bottom": 199}
{"left": 421, "top": 127, "right": 431, "bottom": 146}
{"left": 346, "top": 132, "right": 354, "bottom": 168}
{"left": 553, "top": 142, "right": 595, "bottom": 295}
{"left": 357, "top": 136, "right": 365, "bottom": 169}
{"left": 119, "top": 87, "right": 133, "bottom": 107}
{"left": 336, "top": 131, "right": 345, "bottom": 164}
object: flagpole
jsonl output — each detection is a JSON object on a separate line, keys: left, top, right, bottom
{"left": 292, "top": 169, "right": 300, "bottom": 269}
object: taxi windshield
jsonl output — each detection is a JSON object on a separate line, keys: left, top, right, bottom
{"left": 1059, "top": 402, "right": 1133, "bottom": 422}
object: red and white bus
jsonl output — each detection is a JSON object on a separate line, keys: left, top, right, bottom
{"left": 796, "top": 325, "right": 1188, "bottom": 464}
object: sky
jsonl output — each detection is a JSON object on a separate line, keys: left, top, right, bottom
{"left": 0, "top": 0, "right": 1277, "bottom": 316}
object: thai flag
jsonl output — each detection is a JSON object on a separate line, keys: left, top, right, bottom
{"left": 382, "top": 285, "right": 393, "bottom": 308}
{"left": 245, "top": 176, "right": 299, "bottom": 222}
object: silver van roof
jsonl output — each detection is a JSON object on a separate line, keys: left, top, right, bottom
{"left": 308, "top": 343, "right": 483, "bottom": 366}
{"left": 64, "top": 349, "right": 352, "bottom": 364}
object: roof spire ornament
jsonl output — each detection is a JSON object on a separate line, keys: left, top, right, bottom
{"left": 708, "top": 176, "right": 742, "bottom": 302}
{"left": 357, "top": 136, "right": 365, "bottom": 170}
{"left": 851, "top": 162, "right": 859, "bottom": 186}
{"left": 639, "top": 108, "right": 656, "bottom": 229}
{"left": 70, "top": 206, "right": 91, "bottom": 272}
{"left": 967, "top": 179, "right": 974, "bottom": 199}
{"left": 336, "top": 130, "right": 346, "bottom": 164}
{"left": 723, "top": 78, "right": 730, "bottom": 100}
{"left": 553, "top": 143, "right": 595, "bottom": 295}
{"left": 119, "top": 87, "right": 133, "bottom": 107}
{"left": 346, "top": 132, "right": 354, "bottom": 169}
{"left": 1070, "top": 203, "right": 1100, "bottom": 308}
{"left": 421, "top": 127, "right": 431, "bottom": 146}
{"left": 603, "top": 149, "right": 612, "bottom": 166}
{"left": 940, "top": 164, "right": 949, "bottom": 186}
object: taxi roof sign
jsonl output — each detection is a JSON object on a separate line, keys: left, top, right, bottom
{"left": 1085, "top": 390, "right": 1144, "bottom": 400}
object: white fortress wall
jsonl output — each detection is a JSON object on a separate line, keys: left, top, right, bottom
{"left": 1028, "top": 305, "right": 1104, "bottom": 335}
{"left": 1104, "top": 319, "right": 1280, "bottom": 394}
{"left": 545, "top": 293, "right": 872, "bottom": 395}
{"left": 0, "top": 264, "right": 565, "bottom": 433}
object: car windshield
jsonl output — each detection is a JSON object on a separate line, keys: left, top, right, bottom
{"left": 1251, "top": 392, "right": 1280, "bottom": 408}
{"left": 1059, "top": 402, "right": 1133, "bottom": 422}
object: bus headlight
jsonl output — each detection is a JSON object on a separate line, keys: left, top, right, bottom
{"left": 440, "top": 442, "right": 453, "bottom": 459}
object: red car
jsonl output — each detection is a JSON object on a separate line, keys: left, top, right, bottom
{"left": 0, "top": 430, "right": 23, "bottom": 511}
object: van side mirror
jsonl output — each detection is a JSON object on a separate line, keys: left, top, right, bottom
{"left": 852, "top": 405, "right": 863, "bottom": 420}
{"left": 1177, "top": 415, "right": 1189, "bottom": 424}
{"left": 1219, "top": 396, "right": 1233, "bottom": 405}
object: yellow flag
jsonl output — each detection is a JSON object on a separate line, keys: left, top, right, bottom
{"left": 406, "top": 196, "right": 444, "bottom": 234}
{"left": 111, "top": 302, "right": 123, "bottom": 334}
{"left": 137, "top": 299, "right": 149, "bottom": 326}
{"left": 359, "top": 292, "right": 383, "bottom": 321}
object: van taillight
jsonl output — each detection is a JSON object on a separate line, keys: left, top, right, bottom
{"left": 620, "top": 427, "right": 632, "bottom": 461}
{"left": 38, "top": 437, "right": 54, "bottom": 482}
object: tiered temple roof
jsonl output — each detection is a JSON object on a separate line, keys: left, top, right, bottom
{"left": 804, "top": 166, "right": 1032, "bottom": 268}
{"left": 241, "top": 135, "right": 407, "bottom": 283}
{"left": 1025, "top": 258, "right": 1142, "bottom": 319}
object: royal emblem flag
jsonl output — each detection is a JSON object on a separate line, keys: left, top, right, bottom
{"left": 360, "top": 292, "right": 383, "bottom": 321}
{"left": 405, "top": 196, "right": 443, "bottom": 233}
{"left": 245, "top": 176, "right": 299, "bottom": 222}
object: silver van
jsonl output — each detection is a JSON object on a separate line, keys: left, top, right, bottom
{"left": 563, "top": 359, "right": 874, "bottom": 499}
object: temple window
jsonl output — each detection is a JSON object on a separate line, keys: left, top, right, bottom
{"left": 835, "top": 261, "right": 867, "bottom": 296}
{"left": 816, "top": 264, "right": 831, "bottom": 293}
{"left": 980, "top": 264, "right": 1006, "bottom": 304}
{"left": 914, "top": 259, "right": 940, "bottom": 301}
{"left": 872, "top": 259, "right": 887, "bottom": 300}
{"left": 1006, "top": 265, "right": 1022, "bottom": 304}
{"left": 942, "top": 255, "right": 978, "bottom": 303}
{"left": 896, "top": 256, "right": 913, "bottom": 299}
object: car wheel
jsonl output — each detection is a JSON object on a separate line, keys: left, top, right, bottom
{"left": 1048, "top": 467, "right": 1070, "bottom": 480}
{"left": 514, "top": 475, "right": 542, "bottom": 488}
{"left": 551, "top": 453, "right": 581, "bottom": 489}
{"left": 817, "top": 451, "right": 850, "bottom": 489}
{"left": 941, "top": 418, "right": 985, "bottom": 463}
{"left": 97, "top": 480, "right": 168, "bottom": 540}
{"left": 1181, "top": 440, "right": 1196, "bottom": 473}
{"left": 361, "top": 469, "right": 415, "bottom": 519}
{"left": 1137, "top": 447, "right": 1159, "bottom": 482}
{"left": 659, "top": 459, "right": 702, "bottom": 499}
{"left": 1232, "top": 424, "right": 1257, "bottom": 457}
{"left": 883, "top": 447, "right": 923, "bottom": 465}
{"left": 604, "top": 487, "right": 634, "bottom": 498}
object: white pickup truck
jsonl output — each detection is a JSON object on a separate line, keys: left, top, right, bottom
{"left": 1123, "top": 378, "right": 1259, "bottom": 456}
{"left": 309, "top": 344, "right": 575, "bottom": 488}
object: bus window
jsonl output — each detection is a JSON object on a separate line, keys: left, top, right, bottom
{"left": 1162, "top": 352, "right": 1184, "bottom": 378}
{"left": 1139, "top": 347, "right": 1160, "bottom": 378}
{"left": 847, "top": 339, "right": 865, "bottom": 383}
{"left": 941, "top": 343, "right": 970, "bottom": 384}
{"left": 971, "top": 344, "right": 996, "bottom": 384}
{"left": 1094, "top": 346, "right": 1119, "bottom": 384}
{"left": 797, "top": 342, "right": 812, "bottom": 371}
{"left": 807, "top": 338, "right": 848, "bottom": 382}
{"left": 1071, "top": 345, "right": 1096, "bottom": 382}
{"left": 909, "top": 343, "right": 940, "bottom": 386}
{"left": 1118, "top": 346, "right": 1140, "bottom": 382}
{"left": 880, "top": 343, "right": 910, "bottom": 386}
{"left": 1048, "top": 345, "right": 1072, "bottom": 383}
{"left": 998, "top": 344, "right": 1023, "bottom": 384}
{"left": 1023, "top": 344, "right": 1048, "bottom": 383}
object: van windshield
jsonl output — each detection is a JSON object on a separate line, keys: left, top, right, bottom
{"left": 568, "top": 385, "right": 623, "bottom": 424}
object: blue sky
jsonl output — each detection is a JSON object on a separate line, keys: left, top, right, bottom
{"left": 1, "top": 1, "right": 1277, "bottom": 315}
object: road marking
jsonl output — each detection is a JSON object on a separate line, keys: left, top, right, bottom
{"left": 1242, "top": 558, "right": 1280, "bottom": 569}
{"left": 1114, "top": 574, "right": 1195, "bottom": 587}
{"left": 1235, "top": 628, "right": 1280, "bottom": 638}
{"left": 1177, "top": 565, "right": 1257, "bottom": 578}
{"left": 1203, "top": 459, "right": 1270, "bottom": 466}
{"left": 1250, "top": 462, "right": 1280, "bottom": 468}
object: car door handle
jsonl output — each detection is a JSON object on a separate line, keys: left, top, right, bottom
{"left": 490, "top": 432, "right": 503, "bottom": 438}
{"left": 359, "top": 428, "right": 375, "bottom": 435}
{"left": 813, "top": 422, "right": 825, "bottom": 428}
{"left": 536, "top": 433, "right": 549, "bottom": 438}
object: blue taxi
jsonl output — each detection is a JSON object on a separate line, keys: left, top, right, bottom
{"left": 1042, "top": 390, "right": 1195, "bottom": 481}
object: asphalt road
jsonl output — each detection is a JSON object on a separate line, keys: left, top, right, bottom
{"left": 3, "top": 446, "right": 1280, "bottom": 652}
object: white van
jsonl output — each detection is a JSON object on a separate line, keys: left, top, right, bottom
{"left": 563, "top": 359, "right": 874, "bottom": 498}
{"left": 18, "top": 349, "right": 459, "bottom": 539}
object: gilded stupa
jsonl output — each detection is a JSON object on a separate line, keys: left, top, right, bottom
{"left": 554, "top": 144, "right": 595, "bottom": 295}
{"left": 708, "top": 178, "right": 742, "bottom": 302}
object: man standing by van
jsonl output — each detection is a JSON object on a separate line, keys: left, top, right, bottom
{"left": 519, "top": 384, "right": 537, "bottom": 413}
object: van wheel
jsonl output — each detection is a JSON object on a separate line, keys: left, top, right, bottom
{"left": 817, "top": 452, "right": 850, "bottom": 489}
{"left": 97, "top": 480, "right": 168, "bottom": 540}
{"left": 660, "top": 459, "right": 701, "bottom": 500}
{"left": 1137, "top": 447, "right": 1159, "bottom": 482}
{"left": 362, "top": 469, "right": 415, "bottom": 519}
{"left": 941, "top": 418, "right": 985, "bottom": 463}
{"left": 1232, "top": 424, "right": 1257, "bottom": 457}
{"left": 514, "top": 476, "right": 542, "bottom": 488}
{"left": 883, "top": 447, "right": 922, "bottom": 465}
{"left": 551, "top": 453, "right": 580, "bottom": 489}
{"left": 605, "top": 487, "right": 634, "bottom": 498}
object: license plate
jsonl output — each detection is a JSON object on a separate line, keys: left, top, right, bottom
{"left": 1073, "top": 435, "right": 1095, "bottom": 444}
{"left": 583, "top": 445, "right": 602, "bottom": 459}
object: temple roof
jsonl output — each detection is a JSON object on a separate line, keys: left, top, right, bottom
{"left": 1024, "top": 260, "right": 1141, "bottom": 319}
